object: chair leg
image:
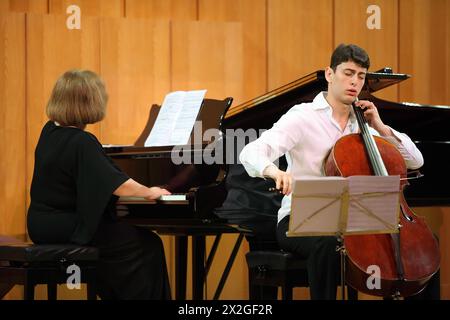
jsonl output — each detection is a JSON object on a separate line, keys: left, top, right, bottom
{"left": 24, "top": 282, "right": 35, "bottom": 300}
{"left": 347, "top": 285, "right": 358, "bottom": 300}
{"left": 47, "top": 283, "right": 57, "bottom": 300}
{"left": 87, "top": 282, "right": 97, "bottom": 300}
{"left": 281, "top": 286, "right": 293, "bottom": 300}
{"left": 248, "top": 269, "right": 259, "bottom": 300}
{"left": 249, "top": 285, "right": 260, "bottom": 300}
{"left": 83, "top": 267, "right": 97, "bottom": 300}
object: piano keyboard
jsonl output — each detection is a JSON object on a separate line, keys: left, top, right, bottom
{"left": 118, "top": 194, "right": 188, "bottom": 204}
{"left": 159, "top": 194, "right": 187, "bottom": 201}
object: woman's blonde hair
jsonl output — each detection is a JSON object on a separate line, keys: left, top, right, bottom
{"left": 46, "top": 70, "right": 108, "bottom": 128}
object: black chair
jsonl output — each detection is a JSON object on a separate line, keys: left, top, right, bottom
{"left": 246, "top": 249, "right": 358, "bottom": 300}
{"left": 246, "top": 250, "right": 308, "bottom": 300}
{"left": 0, "top": 242, "right": 98, "bottom": 300}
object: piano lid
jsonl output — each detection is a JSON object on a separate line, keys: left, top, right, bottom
{"left": 223, "top": 68, "right": 412, "bottom": 131}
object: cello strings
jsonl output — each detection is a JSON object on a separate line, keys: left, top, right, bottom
{"left": 354, "top": 105, "right": 386, "bottom": 176}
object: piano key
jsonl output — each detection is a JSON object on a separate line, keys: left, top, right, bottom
{"left": 159, "top": 194, "right": 187, "bottom": 201}
{"left": 118, "top": 195, "right": 188, "bottom": 205}
{"left": 117, "top": 196, "right": 156, "bottom": 204}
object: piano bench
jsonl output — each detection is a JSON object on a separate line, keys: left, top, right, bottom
{"left": 0, "top": 243, "right": 98, "bottom": 300}
{"left": 246, "top": 250, "right": 358, "bottom": 300}
{"left": 246, "top": 250, "right": 308, "bottom": 300}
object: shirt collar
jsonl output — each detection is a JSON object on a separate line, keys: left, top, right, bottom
{"left": 312, "top": 91, "right": 358, "bottom": 132}
{"left": 311, "top": 92, "right": 332, "bottom": 111}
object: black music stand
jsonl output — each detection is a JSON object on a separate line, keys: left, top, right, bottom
{"left": 287, "top": 175, "right": 401, "bottom": 300}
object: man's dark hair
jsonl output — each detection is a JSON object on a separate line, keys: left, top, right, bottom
{"left": 330, "top": 44, "right": 370, "bottom": 71}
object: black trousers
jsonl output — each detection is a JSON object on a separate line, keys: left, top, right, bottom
{"left": 276, "top": 215, "right": 340, "bottom": 300}
{"left": 91, "top": 221, "right": 171, "bottom": 300}
{"left": 242, "top": 219, "right": 280, "bottom": 300}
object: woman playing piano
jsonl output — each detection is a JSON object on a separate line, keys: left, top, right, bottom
{"left": 27, "top": 70, "right": 172, "bottom": 299}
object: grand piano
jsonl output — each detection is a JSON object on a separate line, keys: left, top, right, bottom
{"left": 104, "top": 68, "right": 450, "bottom": 299}
{"left": 221, "top": 68, "right": 450, "bottom": 208}
{"left": 104, "top": 98, "right": 237, "bottom": 300}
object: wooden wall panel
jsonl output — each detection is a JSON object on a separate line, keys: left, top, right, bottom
{"left": 26, "top": 13, "right": 100, "bottom": 206}
{"left": 198, "top": 0, "right": 267, "bottom": 103}
{"left": 0, "top": 0, "right": 48, "bottom": 13}
{"left": 0, "top": 12, "right": 26, "bottom": 301}
{"left": 411, "top": 207, "right": 450, "bottom": 300}
{"left": 172, "top": 21, "right": 244, "bottom": 103}
{"left": 99, "top": 18, "right": 170, "bottom": 144}
{"left": 0, "top": 13, "right": 26, "bottom": 238}
{"left": 440, "top": 207, "right": 450, "bottom": 299}
{"left": 268, "top": 0, "right": 333, "bottom": 90}
{"left": 125, "top": 0, "right": 197, "bottom": 20}
{"left": 49, "top": 0, "right": 124, "bottom": 17}
{"left": 335, "top": 0, "right": 399, "bottom": 102}
{"left": 399, "top": 0, "right": 450, "bottom": 106}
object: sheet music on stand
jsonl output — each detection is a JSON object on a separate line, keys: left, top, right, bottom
{"left": 287, "top": 175, "right": 401, "bottom": 237}
{"left": 144, "top": 89, "right": 207, "bottom": 147}
{"left": 286, "top": 175, "right": 401, "bottom": 300}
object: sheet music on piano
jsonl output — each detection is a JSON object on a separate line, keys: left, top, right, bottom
{"left": 144, "top": 89, "right": 207, "bottom": 147}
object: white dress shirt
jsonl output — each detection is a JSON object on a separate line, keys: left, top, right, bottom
{"left": 239, "top": 92, "right": 424, "bottom": 223}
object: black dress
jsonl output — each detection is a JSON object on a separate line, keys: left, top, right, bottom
{"left": 27, "top": 121, "right": 171, "bottom": 299}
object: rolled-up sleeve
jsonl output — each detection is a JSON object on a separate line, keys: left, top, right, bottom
{"left": 383, "top": 127, "right": 424, "bottom": 169}
{"left": 370, "top": 126, "right": 424, "bottom": 170}
{"left": 239, "top": 143, "right": 278, "bottom": 178}
{"left": 239, "top": 108, "right": 303, "bottom": 178}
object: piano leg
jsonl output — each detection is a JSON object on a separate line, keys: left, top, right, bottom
{"left": 213, "top": 233, "right": 245, "bottom": 300}
{"left": 192, "top": 235, "right": 206, "bottom": 300}
{"left": 175, "top": 236, "right": 188, "bottom": 300}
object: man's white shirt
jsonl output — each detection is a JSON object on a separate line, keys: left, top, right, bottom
{"left": 239, "top": 91, "right": 424, "bottom": 223}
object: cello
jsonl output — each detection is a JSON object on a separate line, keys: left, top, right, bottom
{"left": 324, "top": 100, "right": 440, "bottom": 298}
